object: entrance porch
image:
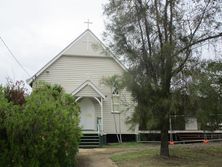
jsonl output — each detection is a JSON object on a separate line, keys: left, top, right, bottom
{"left": 72, "top": 80, "right": 106, "bottom": 147}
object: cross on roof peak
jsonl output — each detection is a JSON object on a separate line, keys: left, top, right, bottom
{"left": 84, "top": 19, "right": 93, "bottom": 29}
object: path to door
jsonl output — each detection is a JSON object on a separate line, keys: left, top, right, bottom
{"left": 77, "top": 148, "right": 122, "bottom": 167}
{"left": 76, "top": 143, "right": 153, "bottom": 167}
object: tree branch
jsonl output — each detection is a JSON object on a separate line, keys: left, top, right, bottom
{"left": 164, "top": 0, "right": 169, "bottom": 42}
{"left": 189, "top": 0, "right": 211, "bottom": 42}
{"left": 169, "top": 0, "right": 173, "bottom": 44}
{"left": 173, "top": 32, "right": 222, "bottom": 75}
{"left": 154, "top": 0, "right": 163, "bottom": 48}
{"left": 137, "top": 0, "right": 152, "bottom": 57}
{"left": 176, "top": 32, "right": 222, "bottom": 55}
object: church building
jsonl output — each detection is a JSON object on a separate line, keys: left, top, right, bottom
{"left": 27, "top": 29, "right": 136, "bottom": 147}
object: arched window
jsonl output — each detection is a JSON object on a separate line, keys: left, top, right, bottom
{"left": 112, "top": 86, "right": 119, "bottom": 96}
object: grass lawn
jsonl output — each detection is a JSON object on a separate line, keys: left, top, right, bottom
{"left": 109, "top": 142, "right": 222, "bottom": 167}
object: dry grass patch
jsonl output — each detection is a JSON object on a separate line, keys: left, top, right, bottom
{"left": 110, "top": 142, "right": 222, "bottom": 167}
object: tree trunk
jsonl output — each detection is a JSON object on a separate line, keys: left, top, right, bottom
{"left": 160, "top": 116, "right": 169, "bottom": 157}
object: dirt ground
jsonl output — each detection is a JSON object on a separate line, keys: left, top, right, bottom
{"left": 76, "top": 148, "right": 123, "bottom": 167}
{"left": 76, "top": 143, "right": 156, "bottom": 167}
{"left": 76, "top": 143, "right": 222, "bottom": 167}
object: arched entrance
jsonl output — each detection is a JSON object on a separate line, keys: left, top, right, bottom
{"left": 79, "top": 98, "right": 96, "bottom": 130}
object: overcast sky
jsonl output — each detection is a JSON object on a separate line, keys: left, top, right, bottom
{"left": 0, "top": 0, "right": 107, "bottom": 85}
{"left": 0, "top": 0, "right": 221, "bottom": 87}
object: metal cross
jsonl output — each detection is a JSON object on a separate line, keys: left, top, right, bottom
{"left": 84, "top": 19, "right": 93, "bottom": 29}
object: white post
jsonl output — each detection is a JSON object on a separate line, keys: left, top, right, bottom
{"left": 119, "top": 113, "right": 122, "bottom": 143}
{"left": 101, "top": 98, "right": 104, "bottom": 135}
{"left": 169, "top": 115, "right": 173, "bottom": 142}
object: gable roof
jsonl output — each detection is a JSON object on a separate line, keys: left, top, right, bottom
{"left": 72, "top": 80, "right": 105, "bottom": 99}
{"left": 27, "top": 29, "right": 127, "bottom": 85}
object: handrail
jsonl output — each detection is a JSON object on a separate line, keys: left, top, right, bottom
{"left": 97, "top": 117, "right": 102, "bottom": 135}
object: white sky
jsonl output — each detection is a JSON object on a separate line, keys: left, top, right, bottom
{"left": 0, "top": 0, "right": 107, "bottom": 85}
{"left": 0, "top": 0, "right": 221, "bottom": 87}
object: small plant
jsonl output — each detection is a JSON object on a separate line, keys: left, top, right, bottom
{"left": 4, "top": 80, "right": 27, "bottom": 106}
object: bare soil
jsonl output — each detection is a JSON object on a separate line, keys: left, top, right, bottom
{"left": 77, "top": 148, "right": 123, "bottom": 167}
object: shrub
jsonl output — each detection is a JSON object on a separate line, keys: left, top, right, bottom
{"left": 4, "top": 80, "right": 27, "bottom": 106}
{"left": 0, "top": 82, "right": 81, "bottom": 166}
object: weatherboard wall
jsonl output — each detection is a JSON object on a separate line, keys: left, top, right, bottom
{"left": 36, "top": 55, "right": 134, "bottom": 134}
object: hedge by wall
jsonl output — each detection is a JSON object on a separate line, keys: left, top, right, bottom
{"left": 0, "top": 82, "right": 81, "bottom": 166}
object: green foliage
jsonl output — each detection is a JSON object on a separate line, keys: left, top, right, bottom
{"left": 101, "top": 75, "right": 125, "bottom": 92}
{"left": 0, "top": 82, "right": 81, "bottom": 166}
{"left": 104, "top": 0, "right": 222, "bottom": 129}
{"left": 104, "top": 0, "right": 222, "bottom": 156}
{"left": 190, "top": 60, "right": 222, "bottom": 131}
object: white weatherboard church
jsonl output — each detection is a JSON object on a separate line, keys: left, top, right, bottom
{"left": 27, "top": 29, "right": 136, "bottom": 146}
{"left": 27, "top": 28, "right": 216, "bottom": 146}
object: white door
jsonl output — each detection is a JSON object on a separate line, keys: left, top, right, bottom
{"left": 79, "top": 98, "right": 96, "bottom": 130}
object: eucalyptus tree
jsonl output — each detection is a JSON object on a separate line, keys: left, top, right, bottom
{"left": 103, "top": 0, "right": 222, "bottom": 156}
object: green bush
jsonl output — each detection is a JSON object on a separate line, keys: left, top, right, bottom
{"left": 0, "top": 82, "right": 81, "bottom": 166}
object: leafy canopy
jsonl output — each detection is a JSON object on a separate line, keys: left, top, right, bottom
{"left": 104, "top": 0, "right": 222, "bottom": 156}
{"left": 190, "top": 60, "right": 222, "bottom": 131}
{"left": 0, "top": 82, "right": 81, "bottom": 167}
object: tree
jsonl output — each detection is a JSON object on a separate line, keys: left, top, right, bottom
{"left": 190, "top": 60, "right": 222, "bottom": 131}
{"left": 103, "top": 0, "right": 222, "bottom": 156}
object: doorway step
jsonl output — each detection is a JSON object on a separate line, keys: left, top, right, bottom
{"left": 79, "top": 133, "right": 100, "bottom": 148}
